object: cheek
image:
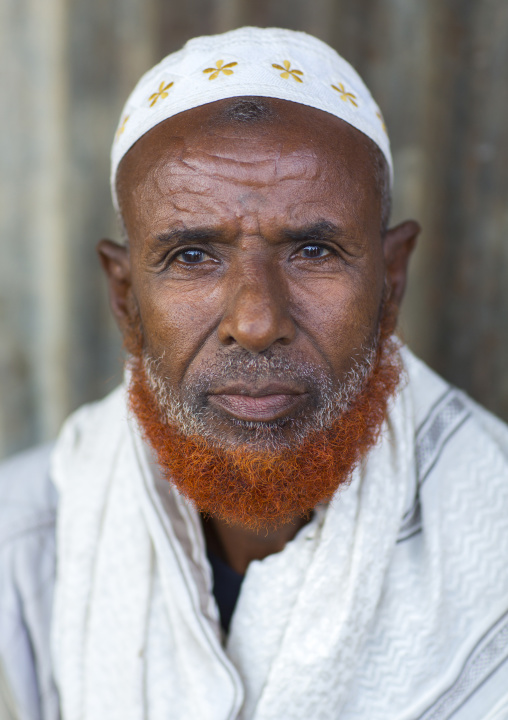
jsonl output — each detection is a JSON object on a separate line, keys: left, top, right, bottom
{"left": 133, "top": 278, "right": 223, "bottom": 384}
{"left": 291, "top": 269, "right": 384, "bottom": 375}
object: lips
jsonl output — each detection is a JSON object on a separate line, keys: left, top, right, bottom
{"left": 208, "top": 383, "right": 308, "bottom": 422}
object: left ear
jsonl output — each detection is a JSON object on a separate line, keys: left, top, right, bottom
{"left": 383, "top": 220, "right": 420, "bottom": 308}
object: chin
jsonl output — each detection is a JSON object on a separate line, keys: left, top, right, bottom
{"left": 204, "top": 413, "right": 326, "bottom": 454}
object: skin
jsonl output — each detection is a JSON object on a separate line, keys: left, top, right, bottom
{"left": 98, "top": 98, "right": 419, "bottom": 573}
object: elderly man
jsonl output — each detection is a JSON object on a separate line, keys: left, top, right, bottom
{"left": 2, "top": 26, "right": 508, "bottom": 720}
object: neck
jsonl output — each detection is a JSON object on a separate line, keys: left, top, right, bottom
{"left": 202, "top": 513, "right": 310, "bottom": 575}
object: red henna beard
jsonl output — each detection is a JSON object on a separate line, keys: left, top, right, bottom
{"left": 127, "top": 303, "right": 402, "bottom": 530}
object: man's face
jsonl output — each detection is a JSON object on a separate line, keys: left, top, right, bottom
{"left": 116, "top": 99, "right": 388, "bottom": 450}
{"left": 101, "top": 98, "right": 418, "bottom": 527}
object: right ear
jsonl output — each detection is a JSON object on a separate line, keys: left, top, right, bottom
{"left": 97, "top": 239, "right": 134, "bottom": 335}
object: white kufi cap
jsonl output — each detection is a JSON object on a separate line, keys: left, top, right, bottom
{"left": 111, "top": 26, "right": 392, "bottom": 210}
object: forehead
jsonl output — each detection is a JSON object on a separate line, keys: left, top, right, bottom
{"left": 116, "top": 98, "right": 381, "bottom": 235}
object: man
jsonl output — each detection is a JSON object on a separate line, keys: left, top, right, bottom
{"left": 1, "top": 26, "right": 508, "bottom": 720}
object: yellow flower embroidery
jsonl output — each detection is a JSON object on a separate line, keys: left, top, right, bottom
{"left": 331, "top": 82, "right": 358, "bottom": 107}
{"left": 148, "top": 81, "right": 174, "bottom": 107}
{"left": 115, "top": 114, "right": 129, "bottom": 142}
{"left": 377, "top": 111, "right": 387, "bottom": 133}
{"left": 272, "top": 60, "right": 304, "bottom": 83}
{"left": 203, "top": 60, "right": 238, "bottom": 80}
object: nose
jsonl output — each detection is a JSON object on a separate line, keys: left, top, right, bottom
{"left": 217, "top": 258, "right": 296, "bottom": 353}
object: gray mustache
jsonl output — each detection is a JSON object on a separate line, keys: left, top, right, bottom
{"left": 184, "top": 350, "right": 333, "bottom": 391}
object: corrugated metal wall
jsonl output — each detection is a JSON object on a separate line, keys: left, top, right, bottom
{"left": 1, "top": 0, "right": 507, "bottom": 458}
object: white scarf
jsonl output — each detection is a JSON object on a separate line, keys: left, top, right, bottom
{"left": 51, "top": 348, "right": 508, "bottom": 719}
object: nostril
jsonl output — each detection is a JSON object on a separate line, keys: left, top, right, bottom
{"left": 220, "top": 333, "right": 236, "bottom": 346}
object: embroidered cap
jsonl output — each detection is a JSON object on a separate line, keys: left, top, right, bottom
{"left": 111, "top": 26, "right": 392, "bottom": 210}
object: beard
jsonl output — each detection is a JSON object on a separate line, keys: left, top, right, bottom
{"left": 127, "top": 298, "right": 402, "bottom": 530}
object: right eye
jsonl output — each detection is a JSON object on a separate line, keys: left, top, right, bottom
{"left": 298, "top": 244, "right": 331, "bottom": 259}
{"left": 175, "top": 249, "right": 210, "bottom": 264}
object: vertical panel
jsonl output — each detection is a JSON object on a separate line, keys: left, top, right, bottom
{"left": 159, "top": 0, "right": 216, "bottom": 54}
{"left": 423, "top": 0, "right": 508, "bottom": 416}
{"left": 64, "top": 0, "right": 159, "bottom": 414}
{"left": 213, "top": 0, "right": 245, "bottom": 32}
{"left": 0, "top": 0, "right": 33, "bottom": 456}
{"left": 0, "top": 0, "right": 70, "bottom": 454}
{"left": 300, "top": 0, "right": 338, "bottom": 45}
{"left": 30, "top": 0, "right": 71, "bottom": 440}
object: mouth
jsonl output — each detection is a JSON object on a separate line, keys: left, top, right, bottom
{"left": 208, "top": 383, "right": 309, "bottom": 422}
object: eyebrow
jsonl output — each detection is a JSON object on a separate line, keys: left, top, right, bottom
{"left": 155, "top": 227, "right": 227, "bottom": 246}
{"left": 283, "top": 221, "right": 345, "bottom": 244}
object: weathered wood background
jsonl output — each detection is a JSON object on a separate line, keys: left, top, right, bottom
{"left": 1, "top": 0, "right": 507, "bottom": 458}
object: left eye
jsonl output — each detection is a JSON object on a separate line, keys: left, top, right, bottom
{"left": 299, "top": 245, "right": 330, "bottom": 259}
{"left": 176, "top": 249, "right": 208, "bottom": 264}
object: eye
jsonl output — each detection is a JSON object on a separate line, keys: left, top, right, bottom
{"left": 299, "top": 244, "right": 331, "bottom": 259}
{"left": 176, "top": 249, "right": 209, "bottom": 264}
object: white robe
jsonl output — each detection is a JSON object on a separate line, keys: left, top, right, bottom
{"left": 50, "top": 347, "right": 508, "bottom": 719}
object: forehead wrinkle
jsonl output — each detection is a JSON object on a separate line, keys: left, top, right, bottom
{"left": 272, "top": 150, "right": 320, "bottom": 182}
{"left": 152, "top": 195, "right": 245, "bottom": 235}
{"left": 180, "top": 155, "right": 281, "bottom": 187}
{"left": 174, "top": 145, "right": 321, "bottom": 185}
{"left": 279, "top": 197, "right": 341, "bottom": 226}
{"left": 130, "top": 183, "right": 224, "bottom": 240}
{"left": 153, "top": 186, "right": 338, "bottom": 238}
{"left": 161, "top": 193, "right": 223, "bottom": 218}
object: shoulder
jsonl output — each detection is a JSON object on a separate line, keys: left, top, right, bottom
{"left": 0, "top": 443, "right": 57, "bottom": 543}
{"left": 388, "top": 348, "right": 508, "bottom": 718}
{"left": 0, "top": 445, "right": 59, "bottom": 720}
{"left": 50, "top": 384, "right": 127, "bottom": 497}
{"left": 398, "top": 346, "right": 508, "bottom": 545}
{"left": 0, "top": 384, "right": 125, "bottom": 720}
{"left": 401, "top": 346, "right": 508, "bottom": 493}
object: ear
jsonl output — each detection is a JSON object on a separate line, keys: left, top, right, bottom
{"left": 383, "top": 220, "right": 420, "bottom": 309}
{"left": 97, "top": 239, "right": 135, "bottom": 335}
